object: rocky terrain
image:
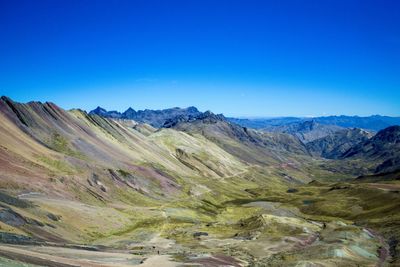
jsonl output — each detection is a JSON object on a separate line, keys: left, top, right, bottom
{"left": 0, "top": 96, "right": 399, "bottom": 266}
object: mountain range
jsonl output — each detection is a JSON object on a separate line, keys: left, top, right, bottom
{"left": 228, "top": 115, "right": 400, "bottom": 131}
{"left": 89, "top": 105, "right": 202, "bottom": 128}
{"left": 0, "top": 96, "right": 399, "bottom": 266}
{"left": 91, "top": 106, "right": 400, "bottom": 132}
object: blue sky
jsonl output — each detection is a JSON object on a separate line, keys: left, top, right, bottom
{"left": 0, "top": 0, "right": 399, "bottom": 117}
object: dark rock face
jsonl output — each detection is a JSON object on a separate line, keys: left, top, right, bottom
{"left": 193, "top": 232, "right": 208, "bottom": 238}
{"left": 195, "top": 111, "right": 226, "bottom": 123}
{"left": 89, "top": 106, "right": 201, "bottom": 128}
{"left": 373, "top": 125, "right": 400, "bottom": 143}
{"left": 0, "top": 191, "right": 32, "bottom": 208}
{"left": 47, "top": 213, "right": 61, "bottom": 221}
{"left": 287, "top": 188, "right": 298, "bottom": 193}
{"left": 163, "top": 111, "right": 225, "bottom": 128}
{"left": 0, "top": 209, "right": 26, "bottom": 226}
{"left": 375, "top": 158, "right": 400, "bottom": 174}
{"left": 0, "top": 232, "right": 34, "bottom": 244}
{"left": 163, "top": 115, "right": 197, "bottom": 128}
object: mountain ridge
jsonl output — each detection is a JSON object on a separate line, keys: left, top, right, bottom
{"left": 89, "top": 105, "right": 202, "bottom": 128}
{"left": 341, "top": 125, "right": 400, "bottom": 173}
{"left": 262, "top": 120, "right": 344, "bottom": 143}
{"left": 88, "top": 104, "right": 400, "bottom": 132}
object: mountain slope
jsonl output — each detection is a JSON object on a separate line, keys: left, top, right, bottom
{"left": 0, "top": 96, "right": 291, "bottom": 247}
{"left": 263, "top": 120, "right": 343, "bottom": 143}
{"left": 306, "top": 128, "right": 373, "bottom": 159}
{"left": 160, "top": 111, "right": 334, "bottom": 188}
{"left": 166, "top": 111, "right": 310, "bottom": 165}
{"left": 341, "top": 125, "right": 400, "bottom": 173}
{"left": 0, "top": 97, "right": 256, "bottom": 198}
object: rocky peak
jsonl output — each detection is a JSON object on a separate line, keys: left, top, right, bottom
{"left": 186, "top": 106, "right": 199, "bottom": 113}
{"left": 88, "top": 105, "right": 202, "bottom": 127}
{"left": 163, "top": 111, "right": 226, "bottom": 128}
{"left": 122, "top": 107, "right": 137, "bottom": 117}
{"left": 196, "top": 111, "right": 225, "bottom": 123}
{"left": 372, "top": 125, "right": 400, "bottom": 143}
{"left": 1, "top": 95, "right": 13, "bottom": 102}
{"left": 90, "top": 106, "right": 108, "bottom": 115}
{"left": 300, "top": 120, "right": 318, "bottom": 130}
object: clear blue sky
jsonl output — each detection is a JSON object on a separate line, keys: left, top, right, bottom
{"left": 0, "top": 0, "right": 399, "bottom": 117}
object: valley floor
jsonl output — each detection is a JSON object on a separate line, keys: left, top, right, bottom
{"left": 0, "top": 179, "right": 399, "bottom": 267}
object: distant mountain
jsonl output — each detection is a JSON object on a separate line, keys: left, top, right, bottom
{"left": 341, "top": 125, "right": 400, "bottom": 173}
{"left": 90, "top": 107, "right": 122, "bottom": 118}
{"left": 313, "top": 115, "right": 400, "bottom": 131}
{"left": 89, "top": 107, "right": 400, "bottom": 132}
{"left": 306, "top": 128, "right": 373, "bottom": 159}
{"left": 228, "top": 115, "right": 400, "bottom": 131}
{"left": 89, "top": 106, "right": 202, "bottom": 128}
{"left": 263, "top": 120, "right": 343, "bottom": 143}
{"left": 165, "top": 110, "right": 310, "bottom": 165}
{"left": 162, "top": 110, "right": 225, "bottom": 128}
{"left": 89, "top": 104, "right": 400, "bottom": 174}
{"left": 227, "top": 117, "right": 304, "bottom": 129}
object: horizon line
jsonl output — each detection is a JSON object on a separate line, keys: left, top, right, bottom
{"left": 2, "top": 95, "right": 400, "bottom": 119}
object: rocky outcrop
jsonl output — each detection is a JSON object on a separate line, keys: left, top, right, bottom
{"left": 163, "top": 111, "right": 225, "bottom": 128}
